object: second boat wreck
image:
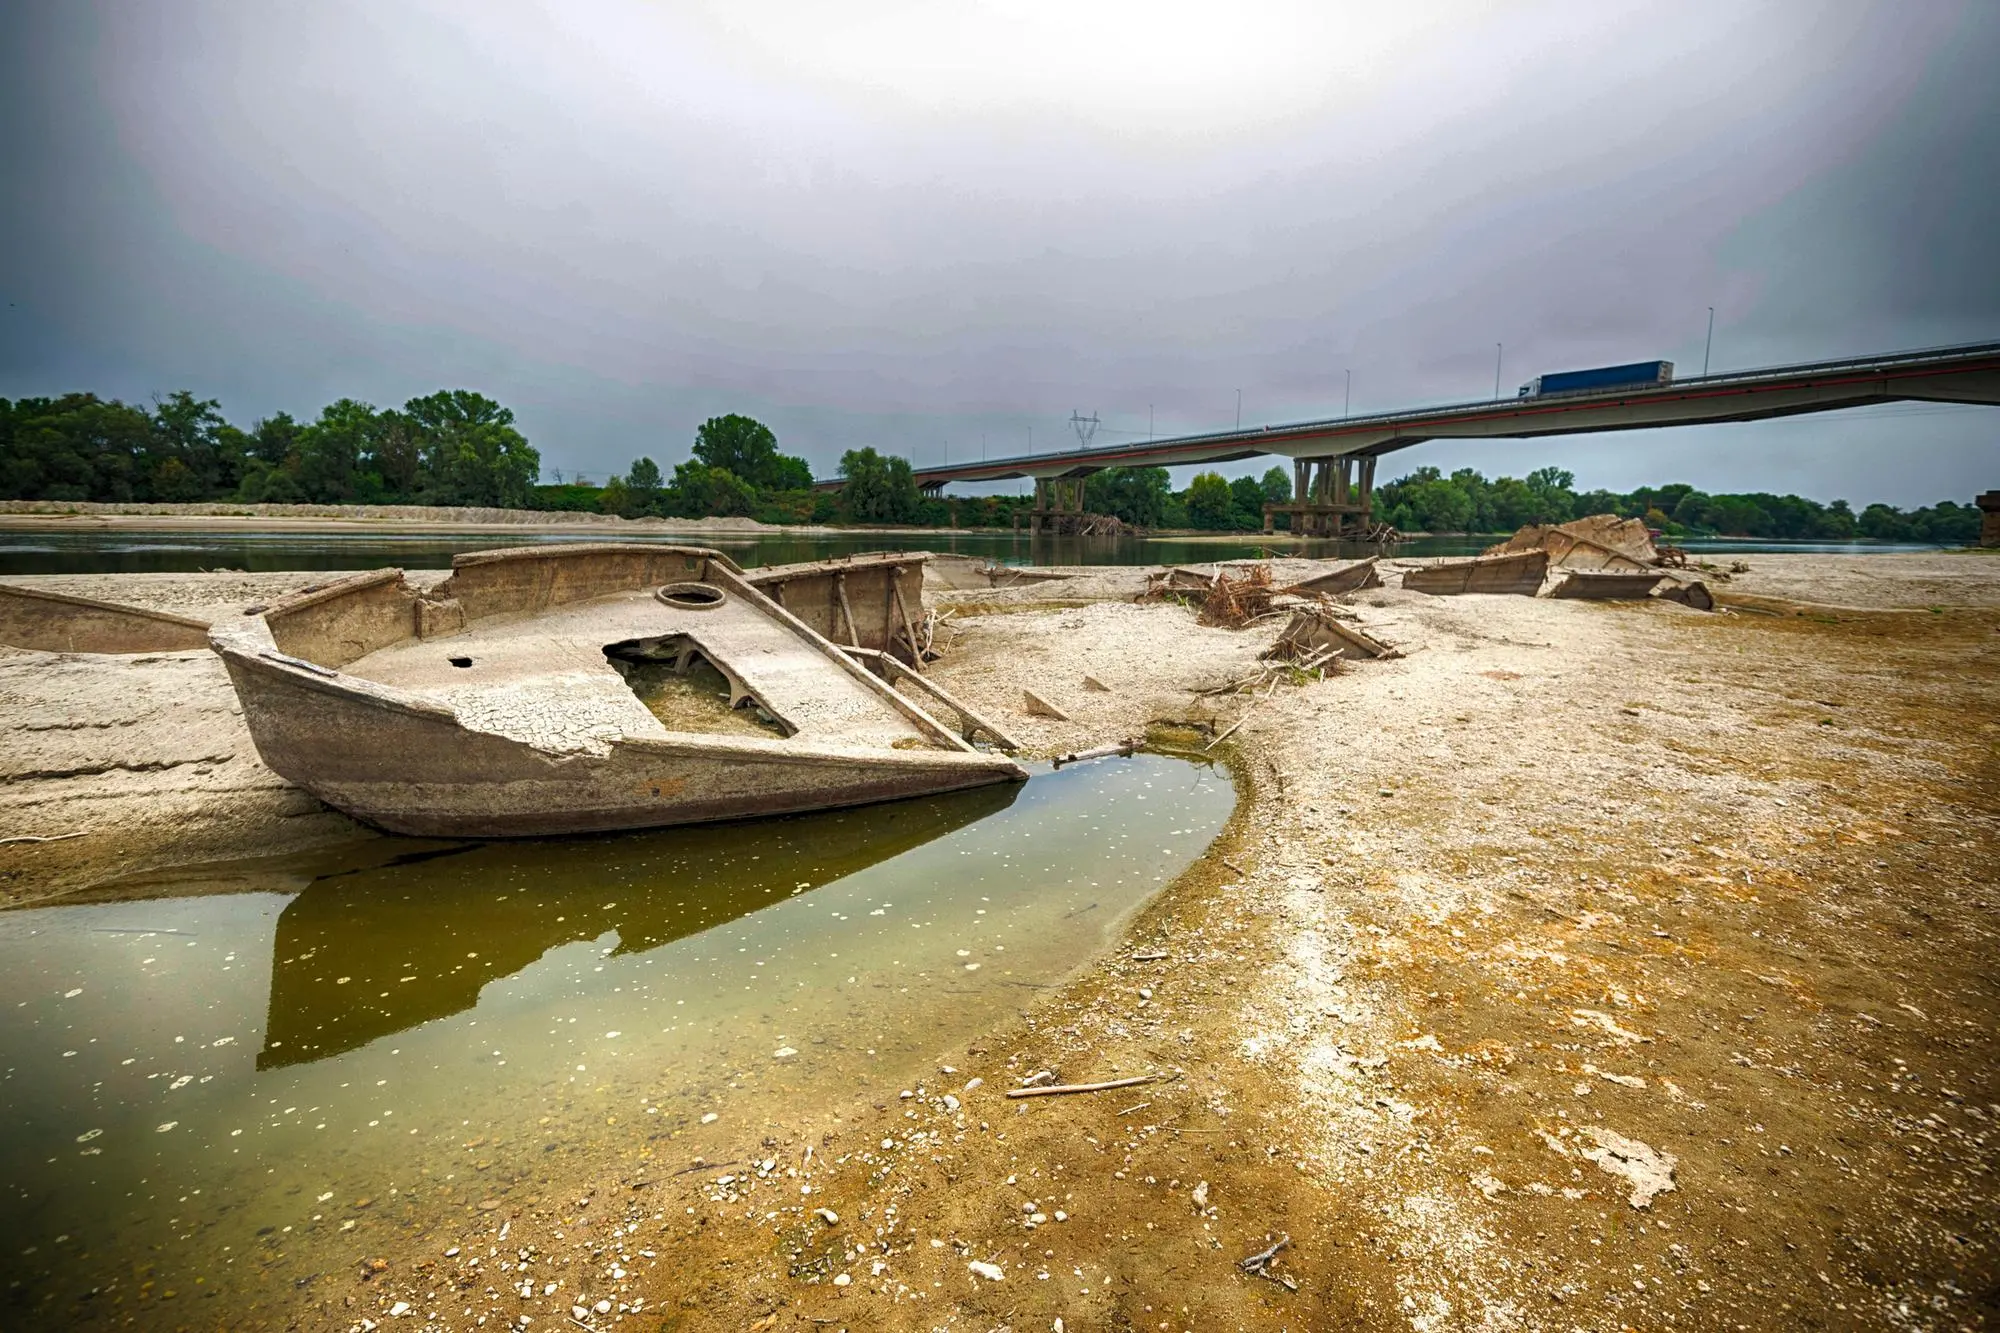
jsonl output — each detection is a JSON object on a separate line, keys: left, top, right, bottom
{"left": 209, "top": 544, "right": 1026, "bottom": 837}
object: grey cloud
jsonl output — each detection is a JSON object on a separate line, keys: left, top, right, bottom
{"left": 1, "top": 0, "right": 1994, "bottom": 506}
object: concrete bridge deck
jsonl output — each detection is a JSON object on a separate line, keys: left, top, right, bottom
{"left": 814, "top": 339, "right": 2000, "bottom": 534}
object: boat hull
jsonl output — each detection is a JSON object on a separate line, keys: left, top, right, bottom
{"left": 219, "top": 646, "right": 1025, "bottom": 838}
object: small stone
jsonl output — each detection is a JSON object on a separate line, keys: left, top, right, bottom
{"left": 832, "top": 1273, "right": 851, "bottom": 1287}
{"left": 389, "top": 1302, "right": 411, "bottom": 1317}
{"left": 968, "top": 1260, "right": 1005, "bottom": 1282}
{"left": 815, "top": 1208, "right": 839, "bottom": 1226}
{"left": 942, "top": 1094, "right": 960, "bottom": 1112}
{"left": 963, "top": 1077, "right": 983, "bottom": 1091}
{"left": 1191, "top": 1180, "right": 1209, "bottom": 1209}
{"left": 1053, "top": 1210, "right": 1067, "bottom": 1222}
{"left": 594, "top": 1300, "right": 612, "bottom": 1314}
{"left": 701, "top": 1112, "right": 719, "bottom": 1124}
{"left": 772, "top": 1047, "right": 798, "bottom": 1060}
{"left": 571, "top": 1307, "right": 588, "bottom": 1321}
{"left": 899, "top": 1089, "right": 914, "bottom": 1100}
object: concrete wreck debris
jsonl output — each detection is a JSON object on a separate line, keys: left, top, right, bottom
{"left": 207, "top": 544, "right": 1026, "bottom": 837}
{"left": 1487, "top": 514, "right": 1664, "bottom": 571}
{"left": 1400, "top": 550, "right": 1549, "bottom": 596}
{"left": 1278, "top": 556, "right": 1382, "bottom": 598}
{"left": 1402, "top": 516, "right": 1715, "bottom": 607}
{"left": 0, "top": 583, "right": 212, "bottom": 654}
{"left": 1263, "top": 608, "right": 1400, "bottom": 663}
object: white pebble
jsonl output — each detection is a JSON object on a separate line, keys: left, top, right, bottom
{"left": 968, "top": 1260, "right": 1005, "bottom": 1282}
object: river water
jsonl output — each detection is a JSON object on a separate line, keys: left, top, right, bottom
{"left": 0, "top": 754, "right": 1232, "bottom": 1328}
{"left": 0, "top": 528, "right": 1943, "bottom": 577}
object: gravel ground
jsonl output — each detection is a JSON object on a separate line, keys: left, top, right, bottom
{"left": 1, "top": 554, "right": 1996, "bottom": 1331}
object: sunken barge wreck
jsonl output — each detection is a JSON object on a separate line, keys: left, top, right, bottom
{"left": 207, "top": 545, "right": 1025, "bottom": 837}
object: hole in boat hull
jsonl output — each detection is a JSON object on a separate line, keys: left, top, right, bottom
{"left": 603, "top": 634, "right": 791, "bottom": 737}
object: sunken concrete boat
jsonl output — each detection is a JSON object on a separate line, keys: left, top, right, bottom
{"left": 210, "top": 544, "right": 1027, "bottom": 838}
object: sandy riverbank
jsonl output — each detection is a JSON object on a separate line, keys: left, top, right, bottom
{"left": 1, "top": 552, "right": 1996, "bottom": 1330}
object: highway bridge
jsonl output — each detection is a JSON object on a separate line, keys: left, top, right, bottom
{"left": 816, "top": 341, "right": 2000, "bottom": 534}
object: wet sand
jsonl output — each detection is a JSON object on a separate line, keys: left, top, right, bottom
{"left": 1, "top": 551, "right": 1996, "bottom": 1330}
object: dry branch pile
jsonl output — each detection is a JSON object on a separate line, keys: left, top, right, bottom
{"left": 1141, "top": 564, "right": 1280, "bottom": 628}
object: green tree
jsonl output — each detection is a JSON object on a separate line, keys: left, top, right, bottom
{"left": 1259, "top": 467, "right": 1292, "bottom": 503}
{"left": 295, "top": 399, "right": 378, "bottom": 503}
{"left": 1229, "top": 475, "right": 1266, "bottom": 529}
{"left": 622, "top": 456, "right": 664, "bottom": 515}
{"left": 150, "top": 391, "right": 232, "bottom": 499}
{"left": 1083, "top": 466, "right": 1172, "bottom": 526}
{"left": 664, "top": 461, "right": 757, "bottom": 517}
{"left": 1857, "top": 503, "right": 1907, "bottom": 540}
{"left": 403, "top": 390, "right": 539, "bottom": 507}
{"left": 249, "top": 412, "right": 301, "bottom": 466}
{"left": 370, "top": 409, "right": 423, "bottom": 499}
{"left": 1403, "top": 475, "right": 1475, "bottom": 532}
{"left": 627, "top": 456, "right": 663, "bottom": 492}
{"left": 692, "top": 415, "right": 812, "bottom": 492}
{"left": 1186, "top": 471, "right": 1235, "bottom": 530}
{"left": 838, "top": 447, "right": 919, "bottom": 522}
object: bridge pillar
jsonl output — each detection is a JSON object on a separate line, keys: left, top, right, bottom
{"left": 1022, "top": 476, "right": 1095, "bottom": 534}
{"left": 1979, "top": 490, "right": 2000, "bottom": 547}
{"left": 1263, "top": 455, "right": 1377, "bottom": 537}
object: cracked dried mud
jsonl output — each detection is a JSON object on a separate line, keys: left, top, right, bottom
{"left": 1, "top": 551, "right": 1995, "bottom": 1331}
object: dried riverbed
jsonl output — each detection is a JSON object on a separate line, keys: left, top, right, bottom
{"left": 1, "top": 551, "right": 1996, "bottom": 1331}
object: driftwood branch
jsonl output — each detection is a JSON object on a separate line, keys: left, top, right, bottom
{"left": 1239, "top": 1233, "right": 1297, "bottom": 1290}
{"left": 1053, "top": 739, "right": 1138, "bottom": 768}
{"left": 1005, "top": 1073, "right": 1168, "bottom": 1100}
{"left": 0, "top": 831, "right": 87, "bottom": 845}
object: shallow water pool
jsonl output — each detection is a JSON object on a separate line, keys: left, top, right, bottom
{"left": 0, "top": 754, "right": 1232, "bottom": 1327}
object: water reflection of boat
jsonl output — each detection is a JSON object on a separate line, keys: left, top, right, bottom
{"left": 256, "top": 780, "right": 1020, "bottom": 1069}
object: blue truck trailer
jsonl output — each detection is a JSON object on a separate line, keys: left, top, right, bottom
{"left": 1518, "top": 359, "right": 1674, "bottom": 398}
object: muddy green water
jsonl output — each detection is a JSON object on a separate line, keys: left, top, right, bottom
{"left": 0, "top": 755, "right": 1232, "bottom": 1327}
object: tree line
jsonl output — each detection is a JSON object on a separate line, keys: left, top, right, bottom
{"left": 0, "top": 390, "right": 1979, "bottom": 541}
{"left": 0, "top": 390, "right": 541, "bottom": 508}
{"left": 1371, "top": 466, "right": 1984, "bottom": 542}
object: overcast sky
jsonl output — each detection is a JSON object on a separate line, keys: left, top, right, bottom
{"left": 3, "top": 0, "right": 1995, "bottom": 505}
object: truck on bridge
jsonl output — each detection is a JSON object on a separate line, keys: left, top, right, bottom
{"left": 1519, "top": 359, "right": 1674, "bottom": 399}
